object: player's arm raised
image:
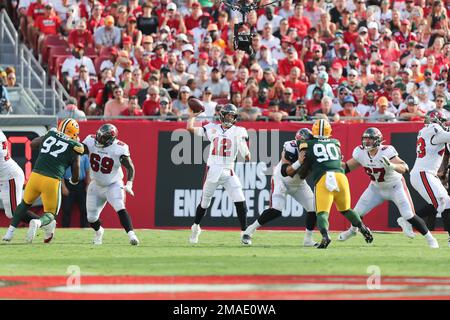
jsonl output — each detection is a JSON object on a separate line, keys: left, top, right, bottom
{"left": 343, "top": 158, "right": 361, "bottom": 174}
{"left": 186, "top": 110, "right": 203, "bottom": 135}
{"left": 120, "top": 155, "right": 135, "bottom": 196}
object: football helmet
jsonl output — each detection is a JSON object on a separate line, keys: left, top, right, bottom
{"left": 312, "top": 119, "right": 332, "bottom": 138}
{"left": 425, "top": 110, "right": 447, "bottom": 128}
{"left": 362, "top": 127, "right": 383, "bottom": 149}
{"left": 220, "top": 104, "right": 238, "bottom": 128}
{"left": 95, "top": 124, "right": 118, "bottom": 148}
{"left": 295, "top": 128, "right": 313, "bottom": 144}
{"left": 57, "top": 118, "right": 80, "bottom": 140}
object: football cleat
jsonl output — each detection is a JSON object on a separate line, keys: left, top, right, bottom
{"left": 189, "top": 224, "right": 201, "bottom": 244}
{"left": 2, "top": 228, "right": 14, "bottom": 243}
{"left": 427, "top": 236, "right": 439, "bottom": 249}
{"left": 317, "top": 234, "right": 331, "bottom": 249}
{"left": 93, "top": 226, "right": 104, "bottom": 245}
{"left": 359, "top": 225, "right": 374, "bottom": 244}
{"left": 338, "top": 228, "right": 357, "bottom": 241}
{"left": 241, "top": 234, "right": 252, "bottom": 245}
{"left": 43, "top": 220, "right": 56, "bottom": 243}
{"left": 128, "top": 231, "right": 139, "bottom": 246}
{"left": 303, "top": 234, "right": 318, "bottom": 247}
{"left": 26, "top": 219, "right": 42, "bottom": 243}
{"left": 397, "top": 217, "right": 415, "bottom": 239}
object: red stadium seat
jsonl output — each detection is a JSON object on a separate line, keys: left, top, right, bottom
{"left": 41, "top": 35, "right": 68, "bottom": 62}
{"left": 49, "top": 54, "right": 70, "bottom": 76}
{"left": 94, "top": 55, "right": 112, "bottom": 74}
{"left": 48, "top": 46, "right": 71, "bottom": 74}
{"left": 55, "top": 55, "right": 70, "bottom": 80}
{"left": 84, "top": 46, "right": 97, "bottom": 56}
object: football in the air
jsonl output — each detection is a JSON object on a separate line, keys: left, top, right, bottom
{"left": 188, "top": 97, "right": 205, "bottom": 113}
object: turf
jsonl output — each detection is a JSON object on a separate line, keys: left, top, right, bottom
{"left": 0, "top": 228, "right": 449, "bottom": 277}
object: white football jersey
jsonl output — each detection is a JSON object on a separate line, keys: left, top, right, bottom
{"left": 352, "top": 144, "right": 402, "bottom": 186}
{"left": 274, "top": 140, "right": 302, "bottom": 185}
{"left": 83, "top": 135, "right": 130, "bottom": 186}
{"left": 0, "top": 130, "right": 23, "bottom": 181}
{"left": 412, "top": 123, "right": 450, "bottom": 175}
{"left": 197, "top": 122, "right": 249, "bottom": 169}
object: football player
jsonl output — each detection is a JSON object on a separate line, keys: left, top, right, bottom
{"left": 338, "top": 127, "right": 439, "bottom": 248}
{"left": 187, "top": 104, "right": 251, "bottom": 244}
{"left": 410, "top": 110, "right": 450, "bottom": 247}
{"left": 242, "top": 128, "right": 318, "bottom": 246}
{"left": 82, "top": 124, "right": 139, "bottom": 246}
{"left": 0, "top": 130, "right": 41, "bottom": 224}
{"left": 298, "top": 119, "right": 373, "bottom": 249}
{"left": 3, "top": 118, "right": 84, "bottom": 243}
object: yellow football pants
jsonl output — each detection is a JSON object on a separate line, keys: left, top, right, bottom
{"left": 23, "top": 172, "right": 62, "bottom": 215}
{"left": 314, "top": 172, "right": 351, "bottom": 213}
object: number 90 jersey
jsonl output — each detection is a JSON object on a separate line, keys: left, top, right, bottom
{"left": 197, "top": 123, "right": 249, "bottom": 169}
{"left": 299, "top": 138, "right": 344, "bottom": 184}
{"left": 352, "top": 145, "right": 402, "bottom": 186}
{"left": 83, "top": 135, "right": 130, "bottom": 187}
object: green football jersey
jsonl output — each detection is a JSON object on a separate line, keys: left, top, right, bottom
{"left": 33, "top": 129, "right": 84, "bottom": 180}
{"left": 299, "top": 137, "right": 344, "bottom": 184}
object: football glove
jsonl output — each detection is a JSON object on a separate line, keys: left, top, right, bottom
{"left": 122, "top": 181, "right": 134, "bottom": 196}
{"left": 380, "top": 156, "right": 394, "bottom": 171}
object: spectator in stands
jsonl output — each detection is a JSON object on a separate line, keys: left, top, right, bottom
{"left": 137, "top": 2, "right": 158, "bottom": 36}
{"left": 5, "top": 67, "right": 16, "bottom": 87}
{"left": 61, "top": 4, "right": 81, "bottom": 36}
{"left": 230, "top": 91, "right": 243, "bottom": 108}
{"left": 155, "top": 96, "right": 177, "bottom": 121}
{"left": 172, "top": 85, "right": 191, "bottom": 115}
{"left": 68, "top": 19, "right": 93, "bottom": 50}
{"left": 357, "top": 88, "right": 378, "bottom": 116}
{"left": 306, "top": 86, "right": 324, "bottom": 115}
{"left": 142, "top": 85, "right": 160, "bottom": 115}
{"left": 34, "top": 3, "right": 62, "bottom": 55}
{"left": 389, "top": 88, "right": 406, "bottom": 115}
{"left": 288, "top": 98, "right": 309, "bottom": 120}
{"left": 257, "top": 6, "right": 283, "bottom": 32}
{"left": 306, "top": 70, "right": 334, "bottom": 100}
{"left": 204, "top": 68, "right": 229, "bottom": 100}
{"left": 399, "top": 95, "right": 426, "bottom": 121}
{"left": 104, "top": 86, "right": 128, "bottom": 117}
{"left": 123, "top": 15, "right": 142, "bottom": 48}
{"left": 279, "top": 87, "right": 296, "bottom": 113}
{"left": 113, "top": 50, "right": 133, "bottom": 83}
{"left": 433, "top": 94, "right": 450, "bottom": 118}
{"left": 61, "top": 44, "right": 96, "bottom": 91}
{"left": 0, "top": 78, "right": 12, "bottom": 114}
{"left": 262, "top": 99, "right": 287, "bottom": 122}
{"left": 74, "top": 65, "right": 95, "bottom": 109}
{"left": 87, "top": 3, "right": 105, "bottom": 34}
{"left": 417, "top": 87, "right": 436, "bottom": 112}
{"left": 253, "top": 87, "right": 270, "bottom": 109}
{"left": 128, "top": 68, "right": 149, "bottom": 97}
{"left": 278, "top": 0, "right": 294, "bottom": 19}
{"left": 313, "top": 96, "right": 340, "bottom": 122}
{"left": 260, "top": 23, "right": 281, "bottom": 52}
{"left": 120, "top": 95, "right": 144, "bottom": 116}
{"left": 425, "top": 0, "right": 448, "bottom": 48}
{"left": 278, "top": 47, "right": 305, "bottom": 78}
{"left": 94, "top": 15, "right": 121, "bottom": 50}
{"left": 434, "top": 80, "right": 450, "bottom": 100}
{"left": 369, "top": 96, "right": 397, "bottom": 122}
{"left": 61, "top": 153, "right": 90, "bottom": 228}
{"left": 57, "top": 98, "right": 87, "bottom": 121}
{"left": 238, "top": 97, "right": 261, "bottom": 121}
{"left": 288, "top": 3, "right": 311, "bottom": 39}
{"left": 24, "top": 0, "right": 46, "bottom": 48}
{"left": 200, "top": 87, "right": 218, "bottom": 117}
{"left": 160, "top": 3, "right": 187, "bottom": 34}
{"left": 120, "top": 69, "right": 133, "bottom": 97}
{"left": 338, "top": 95, "right": 363, "bottom": 123}
{"left": 420, "top": 69, "right": 437, "bottom": 99}
{"left": 172, "top": 60, "right": 192, "bottom": 87}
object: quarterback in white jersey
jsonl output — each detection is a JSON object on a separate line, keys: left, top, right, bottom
{"left": 410, "top": 110, "right": 450, "bottom": 246}
{"left": 82, "top": 124, "right": 139, "bottom": 246}
{"left": 242, "top": 128, "right": 317, "bottom": 246}
{"left": 186, "top": 104, "right": 251, "bottom": 244}
{"left": 339, "top": 127, "right": 438, "bottom": 248}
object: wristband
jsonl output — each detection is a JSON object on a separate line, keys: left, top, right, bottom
{"left": 291, "top": 160, "right": 301, "bottom": 170}
{"left": 69, "top": 177, "right": 78, "bottom": 185}
{"left": 126, "top": 181, "right": 133, "bottom": 188}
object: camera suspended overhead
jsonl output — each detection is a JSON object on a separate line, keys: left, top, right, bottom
{"left": 220, "top": 0, "right": 282, "bottom": 57}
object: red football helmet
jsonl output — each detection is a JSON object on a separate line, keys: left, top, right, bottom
{"left": 425, "top": 110, "right": 447, "bottom": 128}
{"left": 95, "top": 124, "right": 118, "bottom": 148}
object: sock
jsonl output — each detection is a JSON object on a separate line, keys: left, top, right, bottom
{"left": 305, "top": 229, "right": 313, "bottom": 236}
{"left": 90, "top": 219, "right": 102, "bottom": 231}
{"left": 305, "top": 211, "right": 316, "bottom": 231}
{"left": 6, "top": 225, "right": 15, "bottom": 235}
{"left": 39, "top": 213, "right": 54, "bottom": 227}
{"left": 407, "top": 215, "right": 429, "bottom": 236}
{"left": 234, "top": 201, "right": 248, "bottom": 231}
{"left": 341, "top": 209, "right": 363, "bottom": 228}
{"left": 128, "top": 230, "right": 136, "bottom": 237}
{"left": 416, "top": 204, "right": 438, "bottom": 230}
{"left": 441, "top": 209, "right": 450, "bottom": 236}
{"left": 424, "top": 231, "right": 434, "bottom": 241}
{"left": 10, "top": 201, "right": 32, "bottom": 227}
{"left": 316, "top": 212, "right": 330, "bottom": 237}
{"left": 257, "top": 208, "right": 282, "bottom": 226}
{"left": 23, "top": 211, "right": 40, "bottom": 224}
{"left": 117, "top": 209, "right": 134, "bottom": 233}
{"left": 194, "top": 204, "right": 207, "bottom": 225}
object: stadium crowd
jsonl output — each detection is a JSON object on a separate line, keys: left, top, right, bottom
{"left": 4, "top": 0, "right": 450, "bottom": 122}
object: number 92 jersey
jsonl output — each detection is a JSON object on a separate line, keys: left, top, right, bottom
{"left": 352, "top": 145, "right": 402, "bottom": 186}
{"left": 196, "top": 122, "right": 249, "bottom": 169}
{"left": 83, "top": 135, "right": 130, "bottom": 186}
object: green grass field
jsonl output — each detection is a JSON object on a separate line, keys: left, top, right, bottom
{"left": 0, "top": 228, "right": 449, "bottom": 277}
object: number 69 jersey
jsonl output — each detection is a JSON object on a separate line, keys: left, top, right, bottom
{"left": 83, "top": 135, "right": 130, "bottom": 186}
{"left": 352, "top": 145, "right": 402, "bottom": 186}
{"left": 196, "top": 122, "right": 249, "bottom": 169}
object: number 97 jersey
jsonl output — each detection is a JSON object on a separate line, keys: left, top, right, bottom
{"left": 83, "top": 135, "right": 130, "bottom": 186}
